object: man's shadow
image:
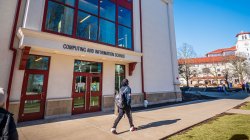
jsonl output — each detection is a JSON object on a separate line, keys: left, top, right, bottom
{"left": 229, "top": 134, "right": 249, "bottom": 140}
{"left": 118, "top": 119, "right": 181, "bottom": 134}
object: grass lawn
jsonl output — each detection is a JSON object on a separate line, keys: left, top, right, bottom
{"left": 240, "top": 102, "right": 250, "bottom": 110}
{"left": 168, "top": 114, "right": 250, "bottom": 140}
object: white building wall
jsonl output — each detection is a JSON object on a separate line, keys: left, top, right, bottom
{"left": 102, "top": 61, "right": 115, "bottom": 96}
{"left": 46, "top": 53, "right": 74, "bottom": 99}
{"left": 141, "top": 0, "right": 174, "bottom": 92}
{"left": 23, "top": 0, "right": 45, "bottom": 30}
{"left": 126, "top": 63, "right": 142, "bottom": 94}
{"left": 236, "top": 35, "right": 250, "bottom": 59}
{"left": 0, "top": 0, "right": 18, "bottom": 89}
{"left": 10, "top": 51, "right": 24, "bottom": 101}
{"left": 133, "top": 0, "right": 142, "bottom": 53}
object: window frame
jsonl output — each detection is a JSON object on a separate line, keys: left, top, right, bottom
{"left": 42, "top": 0, "right": 134, "bottom": 51}
{"left": 115, "top": 64, "right": 126, "bottom": 92}
{"left": 26, "top": 54, "right": 51, "bottom": 71}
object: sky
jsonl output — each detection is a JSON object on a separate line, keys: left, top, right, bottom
{"left": 174, "top": 0, "right": 250, "bottom": 57}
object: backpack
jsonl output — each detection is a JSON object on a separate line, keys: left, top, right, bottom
{"left": 0, "top": 114, "right": 10, "bottom": 140}
{"left": 115, "top": 87, "right": 128, "bottom": 108}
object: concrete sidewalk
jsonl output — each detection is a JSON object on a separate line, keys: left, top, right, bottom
{"left": 18, "top": 96, "right": 250, "bottom": 140}
{"left": 226, "top": 109, "right": 250, "bottom": 115}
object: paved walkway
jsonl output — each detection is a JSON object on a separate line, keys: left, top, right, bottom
{"left": 226, "top": 109, "right": 250, "bottom": 115}
{"left": 18, "top": 96, "right": 250, "bottom": 140}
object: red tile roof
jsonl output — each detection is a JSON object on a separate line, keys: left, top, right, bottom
{"left": 206, "top": 46, "right": 236, "bottom": 55}
{"left": 178, "top": 55, "right": 236, "bottom": 65}
{"left": 236, "top": 32, "right": 250, "bottom": 37}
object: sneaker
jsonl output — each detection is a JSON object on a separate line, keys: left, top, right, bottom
{"left": 130, "top": 126, "right": 137, "bottom": 132}
{"left": 111, "top": 128, "right": 118, "bottom": 134}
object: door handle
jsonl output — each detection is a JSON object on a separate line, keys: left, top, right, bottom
{"left": 40, "top": 93, "right": 44, "bottom": 99}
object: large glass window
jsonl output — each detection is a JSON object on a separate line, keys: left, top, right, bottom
{"left": 76, "top": 11, "right": 98, "bottom": 40}
{"left": 54, "top": 0, "right": 75, "bottom": 6}
{"left": 74, "top": 60, "right": 102, "bottom": 73}
{"left": 26, "top": 55, "right": 49, "bottom": 70}
{"left": 118, "top": 26, "right": 132, "bottom": 49}
{"left": 45, "top": 1, "right": 74, "bottom": 35}
{"left": 118, "top": 6, "right": 132, "bottom": 27}
{"left": 78, "top": 0, "right": 98, "bottom": 15}
{"left": 26, "top": 74, "right": 44, "bottom": 95}
{"left": 100, "top": 0, "right": 116, "bottom": 21}
{"left": 24, "top": 100, "right": 41, "bottom": 114}
{"left": 44, "top": 0, "right": 133, "bottom": 49}
{"left": 99, "top": 19, "right": 116, "bottom": 45}
{"left": 115, "top": 65, "right": 125, "bottom": 92}
{"left": 91, "top": 77, "right": 100, "bottom": 91}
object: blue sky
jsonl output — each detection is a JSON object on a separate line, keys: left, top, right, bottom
{"left": 174, "top": 0, "right": 250, "bottom": 57}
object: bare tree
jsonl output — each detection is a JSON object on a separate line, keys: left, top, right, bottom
{"left": 228, "top": 56, "right": 250, "bottom": 84}
{"left": 221, "top": 68, "right": 232, "bottom": 87}
{"left": 178, "top": 43, "right": 197, "bottom": 87}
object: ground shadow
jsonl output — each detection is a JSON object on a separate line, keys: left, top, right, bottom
{"left": 18, "top": 98, "right": 214, "bottom": 128}
{"left": 229, "top": 134, "right": 249, "bottom": 140}
{"left": 138, "top": 119, "right": 181, "bottom": 130}
{"left": 117, "top": 119, "right": 181, "bottom": 135}
{"left": 17, "top": 111, "right": 113, "bottom": 128}
{"left": 132, "top": 99, "right": 217, "bottom": 113}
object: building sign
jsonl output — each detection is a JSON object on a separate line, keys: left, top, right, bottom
{"left": 63, "top": 44, "right": 125, "bottom": 58}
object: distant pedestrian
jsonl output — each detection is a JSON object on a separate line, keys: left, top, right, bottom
{"left": 111, "top": 79, "right": 137, "bottom": 134}
{"left": 242, "top": 83, "right": 245, "bottom": 91}
{"left": 222, "top": 84, "right": 226, "bottom": 92}
{"left": 246, "top": 82, "right": 250, "bottom": 93}
{"left": 0, "top": 88, "right": 18, "bottom": 140}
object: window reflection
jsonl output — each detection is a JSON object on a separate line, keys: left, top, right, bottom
{"left": 24, "top": 100, "right": 41, "bottom": 114}
{"left": 118, "top": 6, "right": 132, "bottom": 27}
{"left": 99, "top": 19, "right": 115, "bottom": 45}
{"left": 77, "top": 11, "right": 98, "bottom": 40}
{"left": 75, "top": 76, "right": 86, "bottom": 93}
{"left": 26, "top": 55, "right": 49, "bottom": 70}
{"left": 44, "top": 0, "right": 133, "bottom": 49}
{"left": 74, "top": 97, "right": 85, "bottom": 108}
{"left": 118, "top": 26, "right": 132, "bottom": 49}
{"left": 45, "top": 1, "right": 74, "bottom": 35}
{"left": 74, "top": 60, "right": 102, "bottom": 73}
{"left": 26, "top": 74, "right": 44, "bottom": 95}
{"left": 54, "top": 0, "right": 75, "bottom": 6}
{"left": 90, "top": 96, "right": 99, "bottom": 106}
{"left": 91, "top": 77, "right": 100, "bottom": 91}
{"left": 115, "top": 65, "right": 125, "bottom": 92}
{"left": 79, "top": 0, "right": 98, "bottom": 15}
{"left": 100, "top": 0, "right": 116, "bottom": 21}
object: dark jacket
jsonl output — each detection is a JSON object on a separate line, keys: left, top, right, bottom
{"left": 120, "top": 86, "right": 132, "bottom": 107}
{"left": 0, "top": 108, "right": 18, "bottom": 140}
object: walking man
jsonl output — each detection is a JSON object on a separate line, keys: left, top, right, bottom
{"left": 111, "top": 79, "right": 137, "bottom": 134}
{"left": 0, "top": 88, "right": 18, "bottom": 140}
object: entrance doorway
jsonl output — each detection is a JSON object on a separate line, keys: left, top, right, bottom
{"left": 72, "top": 60, "right": 102, "bottom": 115}
{"left": 18, "top": 55, "right": 50, "bottom": 122}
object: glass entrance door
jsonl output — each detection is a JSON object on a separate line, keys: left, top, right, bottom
{"left": 19, "top": 72, "right": 48, "bottom": 122}
{"left": 18, "top": 55, "right": 50, "bottom": 122}
{"left": 72, "top": 60, "right": 102, "bottom": 115}
{"left": 72, "top": 74, "right": 102, "bottom": 114}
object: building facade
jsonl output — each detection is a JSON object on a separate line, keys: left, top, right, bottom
{"left": 0, "top": 0, "right": 181, "bottom": 122}
{"left": 178, "top": 46, "right": 238, "bottom": 87}
{"left": 235, "top": 32, "right": 250, "bottom": 60}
